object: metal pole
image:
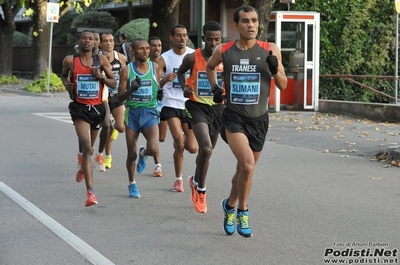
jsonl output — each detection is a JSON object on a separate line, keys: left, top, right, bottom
{"left": 395, "top": 13, "right": 399, "bottom": 104}
{"left": 197, "top": 0, "right": 205, "bottom": 49}
{"left": 47, "top": 22, "right": 54, "bottom": 95}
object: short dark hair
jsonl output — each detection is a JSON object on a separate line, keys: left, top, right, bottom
{"left": 148, "top": 36, "right": 161, "bottom": 44}
{"left": 80, "top": 30, "right": 94, "bottom": 38}
{"left": 131, "top": 38, "right": 148, "bottom": 49}
{"left": 100, "top": 32, "right": 113, "bottom": 41}
{"left": 202, "top": 21, "right": 222, "bottom": 35}
{"left": 170, "top": 24, "right": 186, "bottom": 36}
{"left": 233, "top": 5, "right": 258, "bottom": 23}
{"left": 120, "top": 33, "right": 129, "bottom": 40}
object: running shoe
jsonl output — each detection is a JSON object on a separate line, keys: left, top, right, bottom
{"left": 94, "top": 153, "right": 106, "bottom": 172}
{"left": 194, "top": 191, "right": 207, "bottom": 213}
{"left": 172, "top": 179, "right": 184, "bottom": 192}
{"left": 110, "top": 128, "right": 118, "bottom": 141}
{"left": 236, "top": 210, "right": 253, "bottom": 238}
{"left": 76, "top": 168, "right": 84, "bottom": 183}
{"left": 128, "top": 183, "right": 141, "bottom": 198}
{"left": 153, "top": 164, "right": 162, "bottom": 177}
{"left": 76, "top": 153, "right": 84, "bottom": 182}
{"left": 136, "top": 146, "right": 148, "bottom": 173}
{"left": 85, "top": 190, "right": 97, "bottom": 207}
{"left": 188, "top": 175, "right": 197, "bottom": 204}
{"left": 104, "top": 155, "right": 112, "bottom": 169}
{"left": 221, "top": 198, "right": 235, "bottom": 235}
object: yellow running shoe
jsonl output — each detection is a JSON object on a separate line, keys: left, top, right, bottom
{"left": 110, "top": 128, "right": 118, "bottom": 141}
{"left": 104, "top": 155, "right": 112, "bottom": 169}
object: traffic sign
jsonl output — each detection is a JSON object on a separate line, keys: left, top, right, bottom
{"left": 46, "top": 3, "right": 59, "bottom": 23}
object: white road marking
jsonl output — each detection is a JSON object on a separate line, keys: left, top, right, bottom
{"left": 0, "top": 182, "right": 114, "bottom": 265}
{"left": 33, "top": 112, "right": 73, "bottom": 124}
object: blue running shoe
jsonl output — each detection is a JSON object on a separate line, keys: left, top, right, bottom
{"left": 221, "top": 198, "right": 235, "bottom": 235}
{"left": 236, "top": 210, "right": 253, "bottom": 238}
{"left": 136, "top": 146, "right": 148, "bottom": 173}
{"left": 128, "top": 183, "right": 141, "bottom": 198}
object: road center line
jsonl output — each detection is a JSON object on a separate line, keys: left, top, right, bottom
{"left": 0, "top": 181, "right": 114, "bottom": 265}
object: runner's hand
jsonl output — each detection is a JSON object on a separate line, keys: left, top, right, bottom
{"left": 157, "top": 89, "right": 164, "bottom": 101}
{"left": 266, "top": 50, "right": 278, "bottom": 75}
{"left": 183, "top": 86, "right": 193, "bottom": 98}
{"left": 211, "top": 84, "right": 224, "bottom": 104}
{"left": 130, "top": 76, "right": 141, "bottom": 92}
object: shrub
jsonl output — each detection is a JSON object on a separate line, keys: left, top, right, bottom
{"left": 68, "top": 11, "right": 118, "bottom": 44}
{"left": 0, "top": 75, "right": 22, "bottom": 84}
{"left": 13, "top": 31, "right": 29, "bottom": 46}
{"left": 26, "top": 71, "right": 65, "bottom": 93}
{"left": 115, "top": 18, "right": 149, "bottom": 42}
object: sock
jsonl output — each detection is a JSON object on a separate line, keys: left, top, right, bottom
{"left": 197, "top": 186, "right": 206, "bottom": 194}
{"left": 176, "top": 175, "right": 183, "bottom": 180}
{"left": 97, "top": 152, "right": 103, "bottom": 156}
{"left": 237, "top": 208, "right": 248, "bottom": 213}
{"left": 87, "top": 189, "right": 94, "bottom": 194}
{"left": 225, "top": 199, "right": 235, "bottom": 210}
{"left": 105, "top": 154, "right": 111, "bottom": 158}
{"left": 140, "top": 148, "right": 146, "bottom": 157}
{"left": 155, "top": 163, "right": 161, "bottom": 168}
{"left": 130, "top": 181, "right": 136, "bottom": 185}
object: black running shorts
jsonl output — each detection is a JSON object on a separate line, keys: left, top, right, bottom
{"left": 69, "top": 101, "right": 106, "bottom": 130}
{"left": 108, "top": 95, "right": 124, "bottom": 111}
{"left": 160, "top": 106, "right": 188, "bottom": 124}
{"left": 220, "top": 109, "right": 269, "bottom": 152}
{"left": 185, "top": 100, "right": 224, "bottom": 136}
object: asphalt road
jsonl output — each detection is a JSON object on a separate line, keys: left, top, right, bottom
{"left": 1, "top": 89, "right": 400, "bottom": 265}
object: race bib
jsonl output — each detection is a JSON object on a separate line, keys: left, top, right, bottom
{"left": 130, "top": 78, "right": 152, "bottom": 102}
{"left": 196, "top": 71, "right": 223, "bottom": 97}
{"left": 230, "top": 73, "right": 260, "bottom": 104}
{"left": 108, "top": 73, "right": 120, "bottom": 96}
{"left": 76, "top": 74, "right": 99, "bottom": 99}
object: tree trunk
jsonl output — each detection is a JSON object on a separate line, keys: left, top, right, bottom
{"left": 148, "top": 0, "right": 180, "bottom": 52}
{"left": 32, "top": 0, "right": 51, "bottom": 80}
{"left": 247, "top": 0, "right": 275, "bottom": 41}
{"left": 0, "top": 2, "right": 22, "bottom": 77}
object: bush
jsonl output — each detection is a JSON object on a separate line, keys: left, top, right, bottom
{"left": 0, "top": 75, "right": 22, "bottom": 84}
{"left": 115, "top": 18, "right": 195, "bottom": 49}
{"left": 115, "top": 18, "right": 149, "bottom": 42}
{"left": 53, "top": 12, "right": 79, "bottom": 45}
{"left": 26, "top": 71, "right": 65, "bottom": 93}
{"left": 68, "top": 11, "right": 118, "bottom": 44}
{"left": 13, "top": 31, "right": 29, "bottom": 46}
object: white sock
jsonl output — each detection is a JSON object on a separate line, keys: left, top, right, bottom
{"left": 130, "top": 181, "right": 136, "bottom": 185}
{"left": 140, "top": 148, "right": 146, "bottom": 156}
{"left": 176, "top": 175, "right": 183, "bottom": 180}
{"left": 197, "top": 186, "right": 206, "bottom": 192}
{"left": 155, "top": 163, "right": 161, "bottom": 168}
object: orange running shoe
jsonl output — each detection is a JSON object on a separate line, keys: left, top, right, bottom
{"left": 85, "top": 190, "right": 97, "bottom": 207}
{"left": 76, "top": 168, "right": 84, "bottom": 182}
{"left": 76, "top": 153, "right": 84, "bottom": 182}
{"left": 172, "top": 179, "right": 184, "bottom": 192}
{"left": 188, "top": 175, "right": 197, "bottom": 204}
{"left": 94, "top": 153, "right": 105, "bottom": 172}
{"left": 153, "top": 164, "right": 162, "bottom": 177}
{"left": 194, "top": 192, "right": 207, "bottom": 213}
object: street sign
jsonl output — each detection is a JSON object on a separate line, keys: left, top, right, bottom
{"left": 46, "top": 3, "right": 59, "bottom": 23}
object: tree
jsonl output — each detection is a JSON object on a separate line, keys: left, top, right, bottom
{"left": 246, "top": 0, "right": 275, "bottom": 41}
{"left": 148, "top": 0, "right": 180, "bottom": 52}
{"left": 0, "top": 0, "right": 23, "bottom": 76}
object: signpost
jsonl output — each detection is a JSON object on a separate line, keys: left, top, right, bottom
{"left": 46, "top": 2, "right": 59, "bottom": 95}
{"left": 395, "top": 0, "right": 400, "bottom": 103}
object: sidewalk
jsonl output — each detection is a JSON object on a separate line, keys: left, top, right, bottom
{"left": 0, "top": 79, "right": 69, "bottom": 98}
